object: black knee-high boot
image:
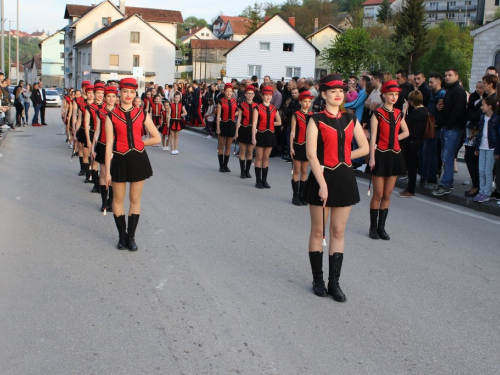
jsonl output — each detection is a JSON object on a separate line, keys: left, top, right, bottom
{"left": 239, "top": 159, "right": 246, "bottom": 178}
{"left": 223, "top": 155, "right": 231, "bottom": 172}
{"left": 113, "top": 215, "right": 127, "bottom": 250}
{"left": 107, "top": 186, "right": 113, "bottom": 212}
{"left": 309, "top": 252, "right": 328, "bottom": 297}
{"left": 91, "top": 171, "right": 100, "bottom": 193}
{"left": 378, "top": 209, "right": 390, "bottom": 240}
{"left": 369, "top": 209, "right": 380, "bottom": 239}
{"left": 299, "top": 180, "right": 308, "bottom": 205}
{"left": 261, "top": 167, "right": 270, "bottom": 188}
{"left": 83, "top": 163, "right": 90, "bottom": 183}
{"left": 245, "top": 160, "right": 252, "bottom": 178}
{"left": 126, "top": 214, "right": 140, "bottom": 251}
{"left": 328, "top": 253, "right": 347, "bottom": 302}
{"left": 255, "top": 167, "right": 263, "bottom": 189}
{"left": 100, "top": 186, "right": 107, "bottom": 211}
{"left": 218, "top": 154, "right": 225, "bottom": 172}
{"left": 291, "top": 180, "right": 301, "bottom": 206}
{"left": 78, "top": 157, "right": 85, "bottom": 176}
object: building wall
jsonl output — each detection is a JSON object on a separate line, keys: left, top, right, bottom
{"left": 470, "top": 20, "right": 500, "bottom": 86}
{"left": 226, "top": 17, "right": 316, "bottom": 82}
{"left": 41, "top": 33, "right": 65, "bottom": 77}
{"left": 148, "top": 22, "right": 177, "bottom": 43}
{"left": 483, "top": 0, "right": 500, "bottom": 22}
{"left": 74, "top": 2, "right": 122, "bottom": 43}
{"left": 308, "top": 27, "right": 340, "bottom": 73}
{"left": 90, "top": 17, "right": 176, "bottom": 86}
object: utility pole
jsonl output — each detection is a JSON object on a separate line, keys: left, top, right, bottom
{"left": 1, "top": 0, "right": 5, "bottom": 73}
{"left": 16, "top": 0, "right": 19, "bottom": 83}
{"left": 8, "top": 20, "right": 13, "bottom": 76}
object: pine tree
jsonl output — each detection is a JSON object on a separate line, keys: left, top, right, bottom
{"left": 377, "top": 0, "right": 394, "bottom": 24}
{"left": 393, "top": 0, "right": 427, "bottom": 72}
{"left": 245, "top": 3, "right": 262, "bottom": 36}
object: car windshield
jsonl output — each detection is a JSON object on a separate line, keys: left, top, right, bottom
{"left": 46, "top": 90, "right": 59, "bottom": 96}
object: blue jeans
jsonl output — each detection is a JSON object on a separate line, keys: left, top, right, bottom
{"left": 440, "top": 128, "right": 462, "bottom": 188}
{"left": 421, "top": 127, "right": 441, "bottom": 179}
{"left": 32, "top": 104, "right": 41, "bottom": 124}
{"left": 24, "top": 102, "right": 30, "bottom": 122}
{"left": 478, "top": 149, "right": 495, "bottom": 196}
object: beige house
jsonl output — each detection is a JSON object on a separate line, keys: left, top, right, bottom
{"left": 179, "top": 26, "right": 217, "bottom": 44}
{"left": 306, "top": 24, "right": 343, "bottom": 80}
{"left": 63, "top": 0, "right": 182, "bottom": 88}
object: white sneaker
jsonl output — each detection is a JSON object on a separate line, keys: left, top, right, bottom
{"left": 206, "top": 135, "right": 212, "bottom": 139}
{"left": 166, "top": 146, "right": 170, "bottom": 151}
{"left": 462, "top": 179, "right": 472, "bottom": 185}
{"left": 171, "top": 150, "right": 175, "bottom": 154}
{"left": 175, "top": 150, "right": 179, "bottom": 155}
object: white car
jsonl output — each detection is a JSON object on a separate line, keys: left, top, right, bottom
{"left": 45, "top": 89, "right": 62, "bottom": 107}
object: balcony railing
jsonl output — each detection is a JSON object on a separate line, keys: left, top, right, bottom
{"left": 426, "top": 5, "right": 477, "bottom": 12}
{"left": 364, "top": 13, "right": 375, "bottom": 18}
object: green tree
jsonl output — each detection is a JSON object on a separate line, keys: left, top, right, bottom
{"left": 338, "top": 0, "right": 364, "bottom": 27}
{"left": 245, "top": 2, "right": 263, "bottom": 35}
{"left": 320, "top": 28, "right": 371, "bottom": 76}
{"left": 177, "top": 16, "right": 209, "bottom": 38}
{"left": 494, "top": 7, "right": 500, "bottom": 20}
{"left": 377, "top": 0, "right": 394, "bottom": 24}
{"left": 418, "top": 34, "right": 471, "bottom": 90}
{"left": 393, "top": 0, "right": 427, "bottom": 72}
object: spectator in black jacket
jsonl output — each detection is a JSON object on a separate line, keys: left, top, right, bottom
{"left": 281, "top": 87, "right": 300, "bottom": 161}
{"left": 414, "top": 71, "right": 432, "bottom": 108}
{"left": 395, "top": 69, "right": 414, "bottom": 111}
{"left": 433, "top": 68, "right": 467, "bottom": 196}
{"left": 31, "top": 82, "right": 43, "bottom": 126}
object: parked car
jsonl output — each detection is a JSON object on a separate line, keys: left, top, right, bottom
{"left": 55, "top": 87, "right": 64, "bottom": 98}
{"left": 45, "top": 89, "right": 62, "bottom": 107}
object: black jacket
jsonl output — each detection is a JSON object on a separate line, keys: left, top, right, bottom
{"left": 418, "top": 82, "right": 432, "bottom": 108}
{"left": 442, "top": 81, "right": 467, "bottom": 130}
{"left": 395, "top": 82, "right": 413, "bottom": 110}
{"left": 31, "top": 89, "right": 43, "bottom": 106}
{"left": 466, "top": 91, "right": 488, "bottom": 130}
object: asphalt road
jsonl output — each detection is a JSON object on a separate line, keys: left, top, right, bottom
{"left": 0, "top": 108, "right": 499, "bottom": 375}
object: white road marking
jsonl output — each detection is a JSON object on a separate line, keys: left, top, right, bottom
{"left": 357, "top": 179, "right": 500, "bottom": 226}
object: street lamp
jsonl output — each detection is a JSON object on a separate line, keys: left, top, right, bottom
{"left": 220, "top": 66, "right": 226, "bottom": 82}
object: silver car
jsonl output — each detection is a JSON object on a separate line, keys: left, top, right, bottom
{"left": 45, "top": 89, "right": 62, "bottom": 107}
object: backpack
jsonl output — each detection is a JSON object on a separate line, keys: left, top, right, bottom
{"left": 423, "top": 110, "right": 435, "bottom": 140}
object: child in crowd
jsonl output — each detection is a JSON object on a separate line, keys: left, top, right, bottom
{"left": 204, "top": 98, "right": 215, "bottom": 139}
{"left": 161, "top": 101, "right": 170, "bottom": 151}
{"left": 474, "top": 95, "right": 500, "bottom": 203}
{"left": 345, "top": 82, "right": 358, "bottom": 103}
{"left": 151, "top": 94, "right": 163, "bottom": 147}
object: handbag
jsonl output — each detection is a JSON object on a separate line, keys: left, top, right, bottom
{"left": 423, "top": 109, "right": 435, "bottom": 140}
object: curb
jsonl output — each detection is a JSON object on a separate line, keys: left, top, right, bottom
{"left": 354, "top": 170, "right": 500, "bottom": 218}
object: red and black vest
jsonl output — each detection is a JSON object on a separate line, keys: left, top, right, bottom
{"left": 170, "top": 102, "right": 183, "bottom": 119}
{"left": 144, "top": 97, "right": 153, "bottom": 110}
{"left": 219, "top": 98, "right": 237, "bottom": 122}
{"left": 256, "top": 104, "right": 277, "bottom": 132}
{"left": 64, "top": 95, "right": 71, "bottom": 104}
{"left": 312, "top": 111, "right": 356, "bottom": 170}
{"left": 151, "top": 103, "right": 162, "bottom": 117}
{"left": 375, "top": 107, "right": 402, "bottom": 153}
{"left": 239, "top": 101, "right": 257, "bottom": 127}
{"left": 109, "top": 106, "right": 146, "bottom": 154}
{"left": 75, "top": 96, "right": 87, "bottom": 114}
{"left": 294, "top": 110, "right": 312, "bottom": 144}
{"left": 97, "top": 106, "right": 113, "bottom": 144}
{"left": 89, "top": 102, "right": 104, "bottom": 131}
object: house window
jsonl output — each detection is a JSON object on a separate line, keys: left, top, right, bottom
{"left": 59, "top": 39, "right": 64, "bottom": 44}
{"left": 446, "top": 13, "right": 455, "bottom": 18}
{"left": 130, "top": 32, "right": 140, "bottom": 43}
{"left": 102, "top": 17, "right": 109, "bottom": 26}
{"left": 248, "top": 65, "right": 262, "bottom": 78}
{"left": 88, "top": 54, "right": 91, "bottom": 65}
{"left": 259, "top": 42, "right": 270, "bottom": 51}
{"left": 465, "top": 1, "right": 471, "bottom": 5}
{"left": 133, "top": 55, "right": 140, "bottom": 67}
{"left": 110, "top": 54, "right": 119, "bottom": 66}
{"left": 285, "top": 67, "right": 301, "bottom": 78}
{"left": 447, "top": 1, "right": 456, "bottom": 6}
{"left": 283, "top": 43, "right": 294, "bottom": 52}
{"left": 60, "top": 52, "right": 64, "bottom": 58}
{"left": 315, "top": 69, "right": 327, "bottom": 80}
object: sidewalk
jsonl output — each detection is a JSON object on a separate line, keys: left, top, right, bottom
{"left": 184, "top": 125, "right": 500, "bottom": 218}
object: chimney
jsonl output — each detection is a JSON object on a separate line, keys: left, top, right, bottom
{"left": 264, "top": 16, "right": 270, "bottom": 22}
{"left": 119, "top": 0, "right": 125, "bottom": 14}
{"left": 289, "top": 16, "right": 295, "bottom": 27}
{"left": 314, "top": 18, "right": 318, "bottom": 32}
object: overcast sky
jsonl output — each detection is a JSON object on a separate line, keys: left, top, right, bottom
{"left": 1, "top": 0, "right": 258, "bottom": 34}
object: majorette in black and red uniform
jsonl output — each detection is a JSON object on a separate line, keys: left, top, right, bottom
{"left": 86, "top": 83, "right": 105, "bottom": 148}
{"left": 161, "top": 109, "right": 169, "bottom": 136}
{"left": 218, "top": 87, "right": 238, "bottom": 138}
{"left": 151, "top": 102, "right": 163, "bottom": 127}
{"left": 371, "top": 104, "right": 405, "bottom": 177}
{"left": 254, "top": 87, "right": 278, "bottom": 148}
{"left": 303, "top": 109, "right": 360, "bottom": 208}
{"left": 169, "top": 102, "right": 184, "bottom": 132}
{"left": 238, "top": 86, "right": 257, "bottom": 145}
{"left": 64, "top": 95, "right": 72, "bottom": 128}
{"left": 95, "top": 86, "right": 117, "bottom": 165}
{"left": 76, "top": 84, "right": 92, "bottom": 145}
{"left": 293, "top": 111, "right": 312, "bottom": 162}
{"left": 108, "top": 104, "right": 153, "bottom": 183}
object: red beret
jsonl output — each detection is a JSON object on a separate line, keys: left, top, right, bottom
{"left": 85, "top": 85, "right": 94, "bottom": 92}
{"left": 319, "top": 74, "right": 346, "bottom": 92}
{"left": 245, "top": 86, "right": 255, "bottom": 92}
{"left": 104, "top": 86, "right": 118, "bottom": 95}
{"left": 224, "top": 83, "right": 233, "bottom": 90}
{"left": 381, "top": 80, "right": 402, "bottom": 94}
{"left": 94, "top": 82, "right": 105, "bottom": 92}
{"left": 119, "top": 78, "right": 138, "bottom": 90}
{"left": 298, "top": 91, "right": 314, "bottom": 101}
{"left": 262, "top": 86, "right": 273, "bottom": 95}
{"left": 81, "top": 80, "right": 91, "bottom": 88}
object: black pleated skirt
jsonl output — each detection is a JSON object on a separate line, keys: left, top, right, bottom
{"left": 76, "top": 127, "right": 86, "bottom": 144}
{"left": 303, "top": 164, "right": 360, "bottom": 207}
{"left": 95, "top": 141, "right": 106, "bottom": 164}
{"left": 238, "top": 125, "right": 252, "bottom": 145}
{"left": 110, "top": 149, "right": 153, "bottom": 183}
{"left": 220, "top": 120, "right": 236, "bottom": 137}
{"left": 83, "top": 129, "right": 95, "bottom": 148}
{"left": 293, "top": 142, "right": 307, "bottom": 162}
{"left": 170, "top": 119, "right": 183, "bottom": 131}
{"left": 371, "top": 149, "right": 406, "bottom": 177}
{"left": 256, "top": 130, "right": 276, "bottom": 148}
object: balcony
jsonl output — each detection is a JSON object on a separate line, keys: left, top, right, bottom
{"left": 449, "top": 5, "right": 477, "bottom": 11}
{"left": 364, "top": 13, "right": 375, "bottom": 18}
{"left": 426, "top": 4, "right": 477, "bottom": 12}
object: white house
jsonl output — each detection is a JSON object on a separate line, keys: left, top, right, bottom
{"left": 22, "top": 54, "right": 41, "bottom": 86}
{"left": 224, "top": 14, "right": 318, "bottom": 82}
{"left": 40, "top": 31, "right": 65, "bottom": 87}
{"left": 179, "top": 26, "right": 217, "bottom": 44}
{"left": 63, "top": 0, "right": 182, "bottom": 88}
{"left": 362, "top": 0, "right": 397, "bottom": 26}
{"left": 74, "top": 15, "right": 178, "bottom": 88}
{"left": 470, "top": 17, "right": 500, "bottom": 85}
{"left": 306, "top": 24, "right": 343, "bottom": 80}
{"left": 212, "top": 16, "right": 250, "bottom": 38}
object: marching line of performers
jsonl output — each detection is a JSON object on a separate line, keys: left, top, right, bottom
{"left": 60, "top": 75, "right": 411, "bottom": 303}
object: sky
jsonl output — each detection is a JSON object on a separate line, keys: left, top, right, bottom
{"left": 1, "top": 0, "right": 259, "bottom": 34}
